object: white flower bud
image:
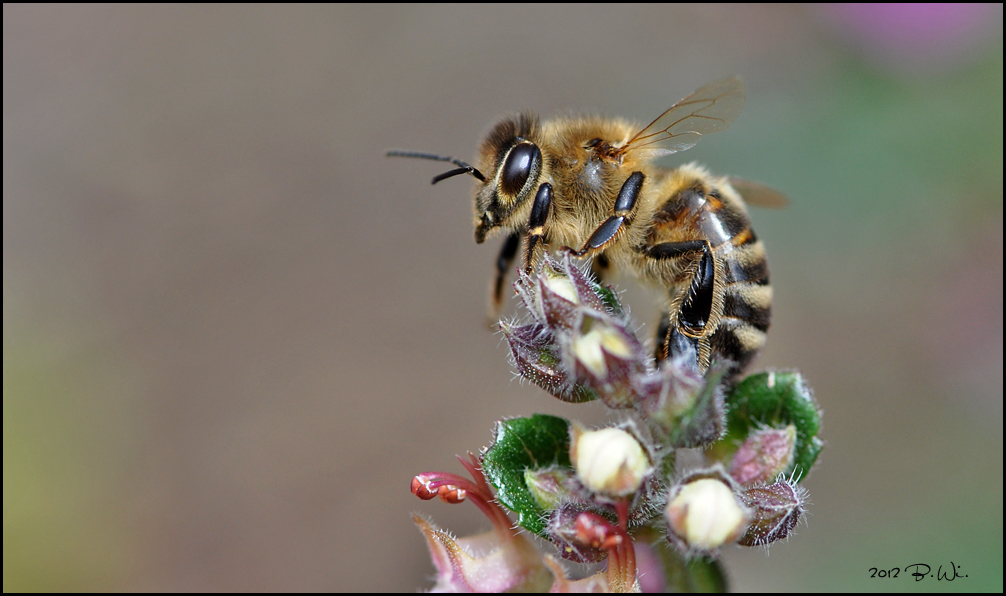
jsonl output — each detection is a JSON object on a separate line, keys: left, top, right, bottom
{"left": 571, "top": 427, "right": 649, "bottom": 496}
{"left": 540, "top": 271, "right": 579, "bottom": 304}
{"left": 666, "top": 478, "right": 750, "bottom": 550}
{"left": 570, "top": 322, "right": 633, "bottom": 378}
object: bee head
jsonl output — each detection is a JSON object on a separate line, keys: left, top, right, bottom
{"left": 385, "top": 112, "right": 545, "bottom": 244}
{"left": 473, "top": 113, "right": 544, "bottom": 244}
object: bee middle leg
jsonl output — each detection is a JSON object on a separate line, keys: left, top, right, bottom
{"left": 567, "top": 172, "right": 645, "bottom": 256}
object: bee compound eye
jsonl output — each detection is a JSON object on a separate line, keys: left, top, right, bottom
{"left": 499, "top": 142, "right": 541, "bottom": 197}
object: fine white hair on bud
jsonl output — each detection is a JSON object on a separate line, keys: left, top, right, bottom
{"left": 666, "top": 478, "right": 750, "bottom": 550}
{"left": 571, "top": 426, "right": 650, "bottom": 496}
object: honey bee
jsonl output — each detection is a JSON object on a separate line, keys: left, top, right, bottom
{"left": 388, "top": 77, "right": 784, "bottom": 380}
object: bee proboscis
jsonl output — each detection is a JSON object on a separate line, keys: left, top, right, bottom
{"left": 388, "top": 77, "right": 785, "bottom": 380}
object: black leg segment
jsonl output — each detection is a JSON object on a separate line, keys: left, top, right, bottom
{"left": 645, "top": 238, "right": 716, "bottom": 334}
{"left": 679, "top": 248, "right": 715, "bottom": 332}
{"left": 614, "top": 170, "right": 645, "bottom": 213}
{"left": 492, "top": 232, "right": 521, "bottom": 310}
{"left": 522, "top": 183, "right": 552, "bottom": 275}
{"left": 575, "top": 216, "right": 626, "bottom": 254}
{"left": 645, "top": 239, "right": 707, "bottom": 260}
{"left": 568, "top": 171, "right": 645, "bottom": 256}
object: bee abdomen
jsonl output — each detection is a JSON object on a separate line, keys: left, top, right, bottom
{"left": 709, "top": 317, "right": 768, "bottom": 375}
{"left": 721, "top": 287, "right": 771, "bottom": 332}
{"left": 722, "top": 239, "right": 769, "bottom": 285}
{"left": 715, "top": 249, "right": 772, "bottom": 374}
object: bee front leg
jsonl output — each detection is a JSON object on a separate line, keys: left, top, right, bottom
{"left": 522, "top": 182, "right": 553, "bottom": 276}
{"left": 644, "top": 240, "right": 715, "bottom": 368}
{"left": 567, "top": 171, "right": 645, "bottom": 256}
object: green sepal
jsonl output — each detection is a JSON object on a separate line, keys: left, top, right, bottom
{"left": 590, "top": 281, "right": 624, "bottom": 317}
{"left": 481, "top": 414, "right": 573, "bottom": 537}
{"left": 717, "top": 371, "right": 823, "bottom": 480}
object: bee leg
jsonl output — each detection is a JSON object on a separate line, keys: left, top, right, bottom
{"left": 653, "top": 308, "right": 702, "bottom": 370}
{"left": 645, "top": 240, "right": 715, "bottom": 369}
{"left": 488, "top": 231, "right": 521, "bottom": 319}
{"left": 664, "top": 327, "right": 702, "bottom": 374}
{"left": 522, "top": 182, "right": 553, "bottom": 275}
{"left": 654, "top": 310, "right": 671, "bottom": 361}
{"left": 567, "top": 172, "right": 645, "bottom": 256}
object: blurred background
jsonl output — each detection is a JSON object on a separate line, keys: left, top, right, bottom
{"left": 4, "top": 4, "right": 1002, "bottom": 591}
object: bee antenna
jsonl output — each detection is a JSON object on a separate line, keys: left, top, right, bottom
{"left": 386, "top": 150, "right": 486, "bottom": 184}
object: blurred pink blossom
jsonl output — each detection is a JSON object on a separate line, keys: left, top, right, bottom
{"left": 821, "top": 3, "right": 1001, "bottom": 72}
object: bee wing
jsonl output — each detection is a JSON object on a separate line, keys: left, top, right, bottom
{"left": 621, "top": 77, "right": 746, "bottom": 158}
{"left": 729, "top": 177, "right": 788, "bottom": 208}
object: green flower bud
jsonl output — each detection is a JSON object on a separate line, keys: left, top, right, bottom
{"left": 524, "top": 467, "right": 580, "bottom": 511}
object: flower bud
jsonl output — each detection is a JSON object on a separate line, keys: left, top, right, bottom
{"left": 546, "top": 504, "right": 609, "bottom": 563}
{"left": 666, "top": 478, "right": 750, "bottom": 551}
{"left": 546, "top": 253, "right": 611, "bottom": 312}
{"left": 738, "top": 480, "right": 805, "bottom": 547}
{"left": 570, "top": 319, "right": 630, "bottom": 378}
{"left": 502, "top": 322, "right": 595, "bottom": 403}
{"left": 567, "top": 314, "right": 646, "bottom": 408}
{"left": 637, "top": 356, "right": 708, "bottom": 439}
{"left": 571, "top": 425, "right": 650, "bottom": 497}
{"left": 573, "top": 511, "right": 623, "bottom": 550}
{"left": 730, "top": 425, "right": 797, "bottom": 487}
{"left": 538, "top": 264, "right": 581, "bottom": 331}
{"left": 517, "top": 253, "right": 611, "bottom": 328}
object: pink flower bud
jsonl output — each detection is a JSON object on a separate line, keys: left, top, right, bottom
{"left": 730, "top": 425, "right": 797, "bottom": 487}
{"left": 546, "top": 504, "right": 609, "bottom": 563}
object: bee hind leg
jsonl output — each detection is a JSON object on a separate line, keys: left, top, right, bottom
{"left": 645, "top": 239, "right": 715, "bottom": 372}
{"left": 655, "top": 310, "right": 671, "bottom": 361}
{"left": 654, "top": 308, "right": 702, "bottom": 375}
